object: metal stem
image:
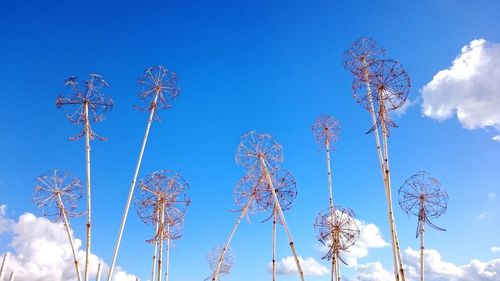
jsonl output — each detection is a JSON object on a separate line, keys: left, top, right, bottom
{"left": 84, "top": 101, "right": 92, "bottom": 281}
{"left": 272, "top": 205, "right": 277, "bottom": 281}
{"left": 56, "top": 192, "right": 83, "bottom": 281}
{"left": 151, "top": 209, "right": 160, "bottom": 281}
{"left": 420, "top": 200, "right": 425, "bottom": 281}
{"left": 165, "top": 223, "right": 170, "bottom": 281}
{"left": 96, "top": 263, "right": 102, "bottom": 281}
{"left": 0, "top": 252, "right": 10, "bottom": 281}
{"left": 8, "top": 271, "right": 15, "bottom": 281}
{"left": 107, "top": 89, "right": 160, "bottom": 281}
{"left": 158, "top": 202, "right": 165, "bottom": 281}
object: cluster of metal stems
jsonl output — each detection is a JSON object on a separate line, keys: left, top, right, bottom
{"left": 13, "top": 38, "right": 450, "bottom": 281}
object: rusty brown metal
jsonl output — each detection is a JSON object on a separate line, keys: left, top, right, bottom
{"left": 207, "top": 246, "right": 234, "bottom": 280}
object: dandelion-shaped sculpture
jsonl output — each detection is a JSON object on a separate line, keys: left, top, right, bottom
{"left": 236, "top": 131, "right": 305, "bottom": 281}
{"left": 256, "top": 169, "right": 298, "bottom": 281}
{"left": 108, "top": 65, "right": 180, "bottom": 281}
{"left": 210, "top": 174, "right": 266, "bottom": 281}
{"left": 134, "top": 170, "right": 190, "bottom": 281}
{"left": 32, "top": 170, "right": 83, "bottom": 281}
{"left": 398, "top": 171, "right": 448, "bottom": 281}
{"left": 344, "top": 37, "right": 409, "bottom": 281}
{"left": 207, "top": 246, "right": 235, "bottom": 281}
{"left": 314, "top": 207, "right": 359, "bottom": 281}
{"left": 56, "top": 74, "right": 113, "bottom": 281}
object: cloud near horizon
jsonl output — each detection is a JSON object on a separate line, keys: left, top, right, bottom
{"left": 0, "top": 205, "right": 137, "bottom": 281}
{"left": 421, "top": 39, "right": 500, "bottom": 138}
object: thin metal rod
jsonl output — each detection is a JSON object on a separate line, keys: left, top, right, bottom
{"left": 260, "top": 157, "right": 305, "bottom": 281}
{"left": 165, "top": 223, "right": 170, "bottom": 281}
{"left": 96, "top": 263, "right": 102, "bottom": 281}
{"left": 151, "top": 209, "right": 160, "bottom": 281}
{"left": 211, "top": 196, "right": 255, "bottom": 281}
{"left": 0, "top": 252, "right": 10, "bottom": 281}
{"left": 107, "top": 89, "right": 160, "bottom": 281}
{"left": 325, "top": 138, "right": 337, "bottom": 281}
{"left": 8, "top": 271, "right": 15, "bottom": 281}
{"left": 56, "top": 193, "right": 83, "bottom": 281}
{"left": 334, "top": 231, "right": 340, "bottom": 281}
{"left": 272, "top": 206, "right": 277, "bottom": 281}
{"left": 84, "top": 101, "right": 92, "bottom": 281}
{"left": 157, "top": 202, "right": 165, "bottom": 281}
{"left": 419, "top": 200, "right": 425, "bottom": 281}
{"left": 361, "top": 59, "right": 402, "bottom": 281}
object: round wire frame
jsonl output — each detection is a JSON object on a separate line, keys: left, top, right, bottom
{"left": 136, "top": 65, "right": 180, "bottom": 113}
{"left": 207, "top": 246, "right": 234, "bottom": 277}
{"left": 313, "top": 207, "right": 359, "bottom": 260}
{"left": 233, "top": 173, "right": 266, "bottom": 215}
{"left": 312, "top": 115, "right": 341, "bottom": 148}
{"left": 134, "top": 170, "right": 191, "bottom": 241}
{"left": 235, "top": 131, "right": 283, "bottom": 172}
{"left": 256, "top": 169, "right": 297, "bottom": 215}
{"left": 32, "top": 170, "right": 83, "bottom": 220}
{"left": 343, "top": 37, "right": 386, "bottom": 78}
{"left": 367, "top": 59, "right": 411, "bottom": 111}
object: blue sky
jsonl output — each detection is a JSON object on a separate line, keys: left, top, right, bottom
{"left": 1, "top": 1, "right": 500, "bottom": 280}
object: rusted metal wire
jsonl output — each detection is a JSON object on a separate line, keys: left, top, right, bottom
{"left": 398, "top": 171, "right": 448, "bottom": 281}
{"left": 207, "top": 246, "right": 234, "bottom": 280}
{"left": 312, "top": 115, "right": 341, "bottom": 149}
{"left": 343, "top": 37, "right": 386, "bottom": 80}
{"left": 257, "top": 169, "right": 297, "bottom": 223}
{"left": 235, "top": 131, "right": 283, "bottom": 173}
{"left": 32, "top": 170, "right": 83, "bottom": 281}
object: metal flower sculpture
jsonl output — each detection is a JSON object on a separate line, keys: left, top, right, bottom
{"left": 399, "top": 171, "right": 448, "bottom": 281}
{"left": 314, "top": 207, "right": 360, "bottom": 281}
{"left": 134, "top": 170, "right": 190, "bottom": 281}
{"left": 56, "top": 73, "right": 113, "bottom": 281}
{"left": 207, "top": 246, "right": 235, "bottom": 281}
{"left": 108, "top": 65, "right": 180, "bottom": 281}
{"left": 344, "top": 37, "right": 409, "bottom": 281}
{"left": 33, "top": 170, "right": 83, "bottom": 281}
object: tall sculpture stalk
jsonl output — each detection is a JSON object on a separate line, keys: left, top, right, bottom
{"left": 107, "top": 66, "right": 180, "bottom": 281}
{"left": 0, "top": 252, "right": 10, "bottom": 281}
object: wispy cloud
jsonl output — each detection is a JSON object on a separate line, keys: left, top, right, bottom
{"left": 488, "top": 192, "right": 497, "bottom": 200}
{"left": 273, "top": 256, "right": 328, "bottom": 276}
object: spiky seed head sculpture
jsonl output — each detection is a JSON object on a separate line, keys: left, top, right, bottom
{"left": 343, "top": 37, "right": 386, "bottom": 78}
{"left": 134, "top": 170, "right": 191, "bottom": 241}
{"left": 312, "top": 115, "right": 341, "bottom": 148}
{"left": 314, "top": 207, "right": 360, "bottom": 261}
{"left": 256, "top": 169, "right": 298, "bottom": 222}
{"left": 136, "top": 65, "right": 180, "bottom": 115}
{"left": 207, "top": 246, "right": 234, "bottom": 278}
{"left": 235, "top": 131, "right": 283, "bottom": 172}
{"left": 233, "top": 173, "right": 267, "bottom": 215}
{"left": 33, "top": 170, "right": 83, "bottom": 219}
{"left": 398, "top": 171, "right": 448, "bottom": 236}
{"left": 56, "top": 74, "right": 113, "bottom": 140}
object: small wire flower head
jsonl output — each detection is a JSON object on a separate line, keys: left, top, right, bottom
{"left": 134, "top": 170, "right": 191, "bottom": 241}
{"left": 367, "top": 59, "right": 411, "bottom": 111}
{"left": 313, "top": 207, "right": 360, "bottom": 261}
{"left": 136, "top": 65, "right": 180, "bottom": 116}
{"left": 56, "top": 74, "right": 113, "bottom": 140}
{"left": 256, "top": 169, "right": 297, "bottom": 223}
{"left": 232, "top": 173, "right": 267, "bottom": 215}
{"left": 235, "top": 131, "right": 283, "bottom": 173}
{"left": 343, "top": 37, "right": 386, "bottom": 78}
{"left": 33, "top": 170, "right": 83, "bottom": 220}
{"left": 206, "top": 245, "right": 234, "bottom": 279}
{"left": 398, "top": 171, "right": 448, "bottom": 237}
{"left": 312, "top": 115, "right": 341, "bottom": 148}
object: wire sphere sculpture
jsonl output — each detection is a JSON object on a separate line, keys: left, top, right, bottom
{"left": 256, "top": 169, "right": 297, "bottom": 222}
{"left": 367, "top": 59, "right": 411, "bottom": 111}
{"left": 235, "top": 131, "right": 283, "bottom": 172}
{"left": 398, "top": 171, "right": 448, "bottom": 236}
{"left": 313, "top": 207, "right": 360, "bottom": 261}
{"left": 343, "top": 37, "right": 386, "bottom": 78}
{"left": 312, "top": 115, "right": 341, "bottom": 148}
{"left": 134, "top": 170, "right": 191, "bottom": 241}
{"left": 33, "top": 170, "right": 83, "bottom": 220}
{"left": 233, "top": 173, "right": 266, "bottom": 214}
{"left": 136, "top": 65, "right": 180, "bottom": 113}
{"left": 56, "top": 74, "right": 113, "bottom": 140}
{"left": 207, "top": 246, "right": 234, "bottom": 278}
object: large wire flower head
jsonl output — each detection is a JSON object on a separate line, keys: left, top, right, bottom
{"left": 312, "top": 115, "right": 341, "bottom": 148}
{"left": 33, "top": 170, "right": 83, "bottom": 220}
{"left": 398, "top": 171, "right": 448, "bottom": 236}
{"left": 367, "top": 59, "right": 411, "bottom": 111}
{"left": 134, "top": 170, "right": 191, "bottom": 240}
{"left": 56, "top": 74, "right": 113, "bottom": 141}
{"left": 235, "top": 131, "right": 284, "bottom": 173}
{"left": 256, "top": 169, "right": 298, "bottom": 223}
{"left": 136, "top": 65, "right": 180, "bottom": 115}
{"left": 343, "top": 37, "right": 386, "bottom": 78}
{"left": 207, "top": 246, "right": 234, "bottom": 278}
{"left": 313, "top": 207, "right": 360, "bottom": 261}
{"left": 232, "top": 173, "right": 267, "bottom": 215}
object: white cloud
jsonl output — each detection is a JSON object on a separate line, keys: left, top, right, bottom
{"left": 273, "top": 256, "right": 328, "bottom": 276}
{"left": 421, "top": 39, "right": 500, "bottom": 135}
{"left": 352, "top": 247, "right": 500, "bottom": 281}
{"left": 492, "top": 247, "right": 500, "bottom": 254}
{"left": 488, "top": 193, "right": 496, "bottom": 200}
{"left": 0, "top": 206, "right": 136, "bottom": 281}
{"left": 492, "top": 136, "right": 500, "bottom": 142}
{"left": 476, "top": 212, "right": 492, "bottom": 221}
